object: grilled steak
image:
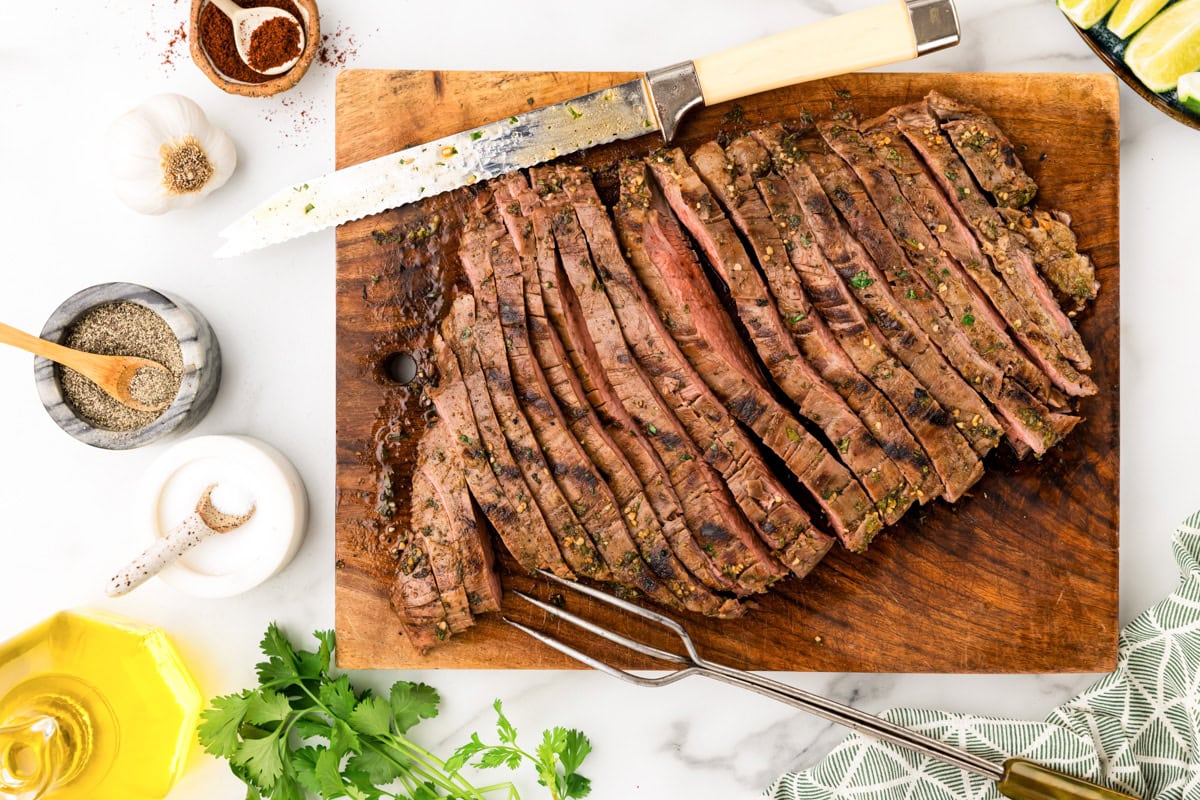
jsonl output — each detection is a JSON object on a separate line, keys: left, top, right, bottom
{"left": 554, "top": 165, "right": 836, "bottom": 572}
{"left": 480, "top": 185, "right": 739, "bottom": 616}
{"left": 494, "top": 176, "right": 743, "bottom": 599}
{"left": 892, "top": 103, "right": 1093, "bottom": 372}
{"left": 861, "top": 116, "right": 1094, "bottom": 399}
{"left": 925, "top": 91, "right": 1037, "bottom": 209}
{"left": 816, "top": 122, "right": 1078, "bottom": 455}
{"left": 418, "top": 422, "right": 503, "bottom": 615}
{"left": 409, "top": 465, "right": 474, "bottom": 634}
{"left": 533, "top": 166, "right": 787, "bottom": 591}
{"left": 999, "top": 208, "right": 1098, "bottom": 312}
{"left": 428, "top": 331, "right": 572, "bottom": 578}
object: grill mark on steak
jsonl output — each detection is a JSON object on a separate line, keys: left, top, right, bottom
{"left": 861, "top": 116, "right": 1094, "bottom": 400}
{"left": 531, "top": 168, "right": 785, "bottom": 594}
{"left": 560, "top": 164, "right": 836, "bottom": 571}
{"left": 445, "top": 298, "right": 607, "bottom": 580}
{"left": 494, "top": 177, "right": 743, "bottom": 599}
{"left": 646, "top": 148, "right": 916, "bottom": 542}
{"left": 409, "top": 465, "right": 474, "bottom": 634}
{"left": 682, "top": 144, "right": 918, "bottom": 525}
{"left": 816, "top": 122, "right": 1078, "bottom": 455}
{"left": 750, "top": 128, "right": 985, "bottom": 502}
{"left": 925, "top": 91, "right": 1038, "bottom": 209}
{"left": 428, "top": 331, "right": 572, "bottom": 578}
{"left": 790, "top": 131, "right": 1002, "bottom": 461}
{"left": 482, "top": 185, "right": 739, "bottom": 617}
{"left": 419, "top": 422, "right": 503, "bottom": 615}
{"left": 891, "top": 104, "right": 1093, "bottom": 372}
{"left": 998, "top": 207, "right": 1098, "bottom": 313}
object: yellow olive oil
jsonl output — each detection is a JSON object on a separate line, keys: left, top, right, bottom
{"left": 0, "top": 611, "right": 201, "bottom": 800}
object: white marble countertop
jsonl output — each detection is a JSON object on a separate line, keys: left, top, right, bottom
{"left": 2, "top": 1, "right": 1198, "bottom": 798}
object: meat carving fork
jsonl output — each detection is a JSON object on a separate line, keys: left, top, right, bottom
{"left": 507, "top": 572, "right": 1139, "bottom": 800}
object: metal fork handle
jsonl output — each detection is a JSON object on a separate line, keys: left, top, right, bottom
{"left": 690, "top": 664, "right": 1004, "bottom": 780}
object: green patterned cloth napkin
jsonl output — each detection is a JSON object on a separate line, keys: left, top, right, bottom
{"left": 768, "top": 511, "right": 1200, "bottom": 800}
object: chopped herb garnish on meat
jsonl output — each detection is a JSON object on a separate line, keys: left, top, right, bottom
{"left": 906, "top": 288, "right": 918, "bottom": 299}
{"left": 787, "top": 312, "right": 807, "bottom": 325}
{"left": 303, "top": 203, "right": 314, "bottom": 214}
{"left": 849, "top": 271, "right": 874, "bottom": 289}
{"left": 567, "top": 106, "right": 583, "bottom": 119}
{"left": 962, "top": 313, "right": 976, "bottom": 326}
{"left": 470, "top": 131, "right": 483, "bottom": 141}
{"left": 785, "top": 427, "right": 803, "bottom": 443}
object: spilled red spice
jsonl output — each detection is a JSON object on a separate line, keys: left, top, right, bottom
{"left": 157, "top": 21, "right": 188, "bottom": 69}
{"left": 317, "top": 24, "right": 358, "bottom": 67}
{"left": 198, "top": 0, "right": 302, "bottom": 84}
{"left": 247, "top": 15, "right": 302, "bottom": 72}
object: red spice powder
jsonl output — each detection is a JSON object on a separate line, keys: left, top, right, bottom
{"left": 247, "top": 15, "right": 302, "bottom": 72}
{"left": 198, "top": 0, "right": 303, "bottom": 84}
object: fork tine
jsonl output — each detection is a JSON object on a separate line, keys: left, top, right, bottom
{"left": 512, "top": 591, "right": 688, "bottom": 666}
{"left": 502, "top": 619, "right": 687, "bottom": 688}
{"left": 534, "top": 570, "right": 704, "bottom": 661}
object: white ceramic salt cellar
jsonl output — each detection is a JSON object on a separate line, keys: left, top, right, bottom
{"left": 128, "top": 435, "right": 308, "bottom": 597}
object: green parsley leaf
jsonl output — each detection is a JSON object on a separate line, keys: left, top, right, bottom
{"left": 849, "top": 271, "right": 874, "bottom": 289}
{"left": 390, "top": 682, "right": 440, "bottom": 734}
{"left": 199, "top": 693, "right": 251, "bottom": 758}
{"left": 445, "top": 733, "right": 486, "bottom": 773}
{"left": 245, "top": 690, "right": 292, "bottom": 726}
{"left": 646, "top": 423, "right": 658, "bottom": 436}
{"left": 320, "top": 675, "right": 358, "bottom": 719}
{"left": 348, "top": 696, "right": 392, "bottom": 736}
{"left": 236, "top": 730, "right": 287, "bottom": 788}
{"left": 290, "top": 746, "right": 322, "bottom": 794}
{"left": 905, "top": 288, "right": 918, "bottom": 300}
{"left": 315, "top": 748, "right": 345, "bottom": 797}
{"left": 493, "top": 699, "right": 519, "bottom": 745}
{"left": 962, "top": 313, "right": 975, "bottom": 326}
{"left": 559, "top": 729, "right": 592, "bottom": 774}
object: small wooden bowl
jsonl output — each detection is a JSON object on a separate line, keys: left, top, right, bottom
{"left": 189, "top": 0, "right": 320, "bottom": 98}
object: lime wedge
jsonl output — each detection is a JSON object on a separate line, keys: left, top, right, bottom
{"left": 1058, "top": 0, "right": 1118, "bottom": 28}
{"left": 1126, "top": 0, "right": 1200, "bottom": 92}
{"left": 1179, "top": 72, "right": 1200, "bottom": 113}
{"left": 1107, "top": 0, "right": 1170, "bottom": 37}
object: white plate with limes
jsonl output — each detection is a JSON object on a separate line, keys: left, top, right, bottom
{"left": 1060, "top": 0, "right": 1200, "bottom": 128}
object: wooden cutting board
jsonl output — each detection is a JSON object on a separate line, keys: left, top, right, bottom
{"left": 334, "top": 70, "right": 1120, "bottom": 672}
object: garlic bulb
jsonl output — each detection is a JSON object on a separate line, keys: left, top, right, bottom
{"left": 105, "top": 94, "right": 237, "bottom": 215}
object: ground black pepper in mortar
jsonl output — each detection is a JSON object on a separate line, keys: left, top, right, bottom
{"left": 58, "top": 302, "right": 183, "bottom": 431}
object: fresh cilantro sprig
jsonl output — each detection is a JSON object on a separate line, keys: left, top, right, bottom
{"left": 446, "top": 702, "right": 591, "bottom": 800}
{"left": 198, "top": 624, "right": 592, "bottom": 800}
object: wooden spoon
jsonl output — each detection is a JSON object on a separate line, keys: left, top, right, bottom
{"left": 0, "top": 321, "right": 174, "bottom": 413}
{"left": 207, "top": 0, "right": 305, "bottom": 76}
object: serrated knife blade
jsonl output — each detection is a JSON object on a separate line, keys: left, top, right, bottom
{"left": 216, "top": 0, "right": 959, "bottom": 257}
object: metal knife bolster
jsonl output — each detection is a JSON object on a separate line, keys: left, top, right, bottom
{"left": 645, "top": 0, "right": 961, "bottom": 144}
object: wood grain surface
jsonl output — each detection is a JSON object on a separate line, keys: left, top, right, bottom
{"left": 335, "top": 70, "right": 1120, "bottom": 672}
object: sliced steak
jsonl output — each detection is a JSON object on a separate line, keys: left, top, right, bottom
{"left": 615, "top": 162, "right": 905, "bottom": 536}
{"left": 999, "top": 207, "right": 1098, "bottom": 312}
{"left": 555, "top": 165, "right": 836, "bottom": 570}
{"left": 647, "top": 148, "right": 929, "bottom": 525}
{"left": 445, "top": 298, "right": 608, "bottom": 578}
{"left": 786, "top": 131, "right": 1001, "bottom": 460}
{"left": 533, "top": 174, "right": 786, "bottom": 594}
{"left": 409, "top": 465, "right": 474, "bottom": 634}
{"left": 479, "top": 187, "right": 738, "bottom": 617}
{"left": 494, "top": 176, "right": 741, "bottom": 599}
{"left": 892, "top": 103, "right": 1093, "bottom": 372}
{"left": 749, "top": 128, "right": 985, "bottom": 501}
{"left": 418, "top": 422, "right": 503, "bottom": 615}
{"left": 391, "top": 468, "right": 452, "bottom": 652}
{"left": 815, "top": 122, "right": 1078, "bottom": 455}
{"left": 680, "top": 143, "right": 930, "bottom": 520}
{"left": 925, "top": 91, "right": 1037, "bottom": 209}
{"left": 860, "top": 117, "right": 1093, "bottom": 400}
{"left": 428, "top": 331, "right": 572, "bottom": 578}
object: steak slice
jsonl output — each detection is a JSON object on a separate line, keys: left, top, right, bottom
{"left": 554, "top": 165, "right": 836, "bottom": 570}
{"left": 647, "top": 148, "right": 931, "bottom": 524}
{"left": 533, "top": 173, "right": 786, "bottom": 594}
{"left": 614, "top": 162, "right": 904, "bottom": 537}
{"left": 479, "top": 188, "right": 738, "bottom": 617}
{"left": 679, "top": 143, "right": 930, "bottom": 520}
{"left": 748, "top": 129, "right": 985, "bottom": 501}
{"left": 786, "top": 131, "right": 1002, "bottom": 460}
{"left": 391, "top": 466, "right": 453, "bottom": 652}
{"left": 428, "top": 331, "right": 572, "bottom": 578}
{"left": 815, "top": 123, "right": 1078, "bottom": 455}
{"left": 494, "top": 176, "right": 742, "bottom": 598}
{"left": 409, "top": 465, "right": 474, "bottom": 634}
{"left": 892, "top": 103, "right": 1092, "bottom": 371}
{"left": 446, "top": 299, "right": 606, "bottom": 578}
{"left": 999, "top": 207, "right": 1098, "bottom": 312}
{"left": 924, "top": 91, "right": 1037, "bottom": 209}
{"left": 860, "top": 117, "right": 1094, "bottom": 400}
{"left": 418, "top": 422, "right": 503, "bottom": 615}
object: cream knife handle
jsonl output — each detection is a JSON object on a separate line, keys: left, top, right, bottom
{"left": 693, "top": 0, "right": 958, "bottom": 105}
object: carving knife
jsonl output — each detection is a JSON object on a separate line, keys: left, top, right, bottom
{"left": 216, "top": 0, "right": 959, "bottom": 257}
